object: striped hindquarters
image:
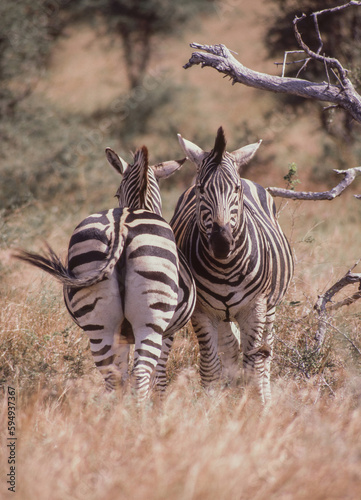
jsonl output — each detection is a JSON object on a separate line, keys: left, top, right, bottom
{"left": 122, "top": 209, "right": 181, "bottom": 331}
{"left": 67, "top": 208, "right": 127, "bottom": 282}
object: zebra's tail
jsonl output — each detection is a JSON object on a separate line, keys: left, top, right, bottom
{"left": 13, "top": 243, "right": 117, "bottom": 288}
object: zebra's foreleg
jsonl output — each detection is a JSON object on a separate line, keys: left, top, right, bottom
{"left": 192, "top": 308, "right": 221, "bottom": 388}
{"left": 217, "top": 321, "right": 240, "bottom": 386}
{"left": 236, "top": 297, "right": 271, "bottom": 404}
{"left": 261, "top": 307, "right": 276, "bottom": 403}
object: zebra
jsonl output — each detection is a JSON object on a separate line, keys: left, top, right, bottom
{"left": 15, "top": 146, "right": 196, "bottom": 399}
{"left": 170, "top": 127, "right": 294, "bottom": 403}
{"left": 105, "top": 146, "right": 196, "bottom": 392}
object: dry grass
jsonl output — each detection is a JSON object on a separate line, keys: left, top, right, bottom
{"left": 1, "top": 218, "right": 361, "bottom": 499}
{"left": 1, "top": 368, "right": 361, "bottom": 500}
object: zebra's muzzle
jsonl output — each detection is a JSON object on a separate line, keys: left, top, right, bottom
{"left": 208, "top": 222, "right": 234, "bottom": 260}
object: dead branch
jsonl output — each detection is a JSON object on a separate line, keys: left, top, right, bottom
{"left": 184, "top": 3, "right": 361, "bottom": 123}
{"left": 184, "top": 42, "right": 361, "bottom": 122}
{"left": 291, "top": 2, "right": 361, "bottom": 83}
{"left": 267, "top": 166, "right": 361, "bottom": 200}
{"left": 314, "top": 263, "right": 361, "bottom": 347}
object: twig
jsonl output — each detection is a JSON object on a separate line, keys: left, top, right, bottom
{"left": 327, "top": 290, "right": 361, "bottom": 311}
{"left": 315, "top": 272, "right": 361, "bottom": 314}
{"left": 317, "top": 318, "right": 361, "bottom": 357}
{"left": 292, "top": 1, "right": 361, "bottom": 84}
{"left": 293, "top": 13, "right": 348, "bottom": 84}
{"left": 274, "top": 50, "right": 306, "bottom": 78}
{"left": 267, "top": 166, "right": 361, "bottom": 200}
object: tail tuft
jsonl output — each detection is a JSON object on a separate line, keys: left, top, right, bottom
{"left": 13, "top": 243, "right": 109, "bottom": 288}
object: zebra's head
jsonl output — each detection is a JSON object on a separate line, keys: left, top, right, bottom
{"left": 178, "top": 127, "right": 261, "bottom": 260}
{"left": 105, "top": 146, "right": 186, "bottom": 216}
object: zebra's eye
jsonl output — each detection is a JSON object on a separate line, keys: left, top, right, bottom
{"left": 234, "top": 184, "right": 241, "bottom": 193}
{"left": 197, "top": 184, "right": 205, "bottom": 195}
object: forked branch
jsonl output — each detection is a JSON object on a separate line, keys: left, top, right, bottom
{"left": 314, "top": 263, "right": 361, "bottom": 347}
{"left": 292, "top": 2, "right": 361, "bottom": 83}
{"left": 267, "top": 167, "right": 361, "bottom": 200}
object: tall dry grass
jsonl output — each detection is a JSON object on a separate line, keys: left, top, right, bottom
{"left": 2, "top": 186, "right": 361, "bottom": 499}
{"left": 2, "top": 192, "right": 361, "bottom": 499}
{"left": 1, "top": 369, "right": 361, "bottom": 500}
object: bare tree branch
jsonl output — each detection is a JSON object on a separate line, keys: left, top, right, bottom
{"left": 291, "top": 1, "right": 361, "bottom": 84}
{"left": 184, "top": 41, "right": 361, "bottom": 123}
{"left": 266, "top": 167, "right": 361, "bottom": 200}
{"left": 314, "top": 263, "right": 361, "bottom": 347}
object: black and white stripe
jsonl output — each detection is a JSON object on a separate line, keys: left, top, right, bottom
{"left": 15, "top": 146, "right": 196, "bottom": 399}
{"left": 170, "top": 127, "right": 294, "bottom": 403}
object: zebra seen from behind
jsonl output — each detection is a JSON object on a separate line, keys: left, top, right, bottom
{"left": 105, "top": 146, "right": 196, "bottom": 392}
{"left": 170, "top": 127, "right": 294, "bottom": 403}
{"left": 15, "top": 146, "right": 196, "bottom": 400}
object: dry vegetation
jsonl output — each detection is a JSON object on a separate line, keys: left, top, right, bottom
{"left": 2, "top": 1, "right": 361, "bottom": 498}
{"left": 2, "top": 190, "right": 361, "bottom": 500}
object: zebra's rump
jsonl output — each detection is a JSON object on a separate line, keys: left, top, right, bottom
{"left": 65, "top": 207, "right": 194, "bottom": 342}
{"left": 67, "top": 208, "right": 127, "bottom": 279}
{"left": 120, "top": 210, "right": 195, "bottom": 337}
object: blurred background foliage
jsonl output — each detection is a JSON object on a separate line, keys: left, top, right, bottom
{"left": 1, "top": 0, "right": 361, "bottom": 226}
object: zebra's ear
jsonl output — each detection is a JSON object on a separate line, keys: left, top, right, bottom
{"left": 151, "top": 158, "right": 187, "bottom": 179}
{"left": 231, "top": 140, "right": 262, "bottom": 172}
{"left": 105, "top": 147, "right": 128, "bottom": 175}
{"left": 177, "top": 134, "right": 206, "bottom": 166}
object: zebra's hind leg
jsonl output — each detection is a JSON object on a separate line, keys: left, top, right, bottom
{"left": 132, "top": 329, "right": 164, "bottom": 401}
{"left": 260, "top": 307, "right": 276, "bottom": 404}
{"left": 217, "top": 321, "right": 240, "bottom": 386}
{"left": 90, "top": 334, "right": 130, "bottom": 392}
{"left": 152, "top": 335, "right": 174, "bottom": 395}
{"left": 66, "top": 277, "right": 129, "bottom": 392}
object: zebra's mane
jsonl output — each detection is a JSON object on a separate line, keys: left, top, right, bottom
{"left": 211, "top": 126, "right": 227, "bottom": 165}
{"left": 132, "top": 146, "right": 149, "bottom": 209}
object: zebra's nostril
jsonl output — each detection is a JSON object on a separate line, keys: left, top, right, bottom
{"left": 209, "top": 223, "right": 234, "bottom": 260}
{"left": 211, "top": 222, "right": 232, "bottom": 238}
